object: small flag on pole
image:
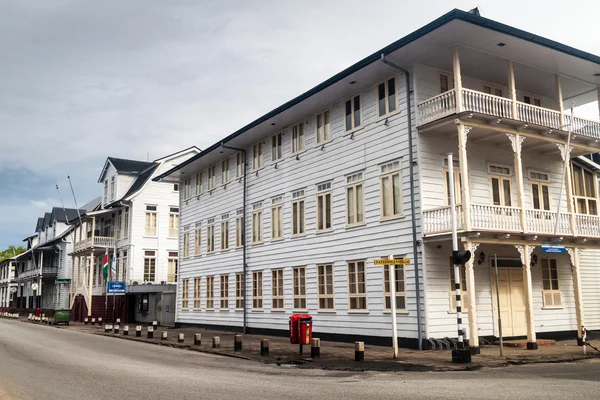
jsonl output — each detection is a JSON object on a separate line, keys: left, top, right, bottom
{"left": 102, "top": 251, "right": 109, "bottom": 281}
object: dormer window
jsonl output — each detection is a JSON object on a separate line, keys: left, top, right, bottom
{"left": 103, "top": 180, "right": 108, "bottom": 204}
{"left": 110, "top": 176, "right": 116, "bottom": 201}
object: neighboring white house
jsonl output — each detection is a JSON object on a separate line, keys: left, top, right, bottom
{"left": 68, "top": 147, "right": 199, "bottom": 323}
{"left": 0, "top": 257, "right": 17, "bottom": 311}
{"left": 156, "top": 9, "right": 600, "bottom": 352}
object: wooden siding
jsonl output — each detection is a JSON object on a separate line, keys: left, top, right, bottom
{"left": 579, "top": 249, "right": 600, "bottom": 330}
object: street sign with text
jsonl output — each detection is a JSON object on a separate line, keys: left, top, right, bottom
{"left": 374, "top": 259, "right": 410, "bottom": 265}
{"left": 107, "top": 281, "right": 126, "bottom": 294}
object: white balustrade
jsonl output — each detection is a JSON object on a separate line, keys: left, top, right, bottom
{"left": 525, "top": 209, "right": 571, "bottom": 235}
{"left": 470, "top": 204, "right": 522, "bottom": 231}
{"left": 93, "top": 236, "right": 116, "bottom": 248}
{"left": 516, "top": 102, "right": 561, "bottom": 129}
{"left": 462, "top": 89, "right": 512, "bottom": 119}
{"left": 417, "top": 89, "right": 456, "bottom": 125}
{"left": 423, "top": 205, "right": 463, "bottom": 234}
{"left": 575, "top": 214, "right": 600, "bottom": 237}
{"left": 565, "top": 114, "right": 600, "bottom": 140}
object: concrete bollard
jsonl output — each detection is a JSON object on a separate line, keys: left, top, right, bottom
{"left": 123, "top": 326, "right": 129, "bottom": 336}
{"left": 152, "top": 321, "right": 158, "bottom": 330}
{"left": 91, "top": 318, "right": 96, "bottom": 326}
{"left": 84, "top": 317, "right": 88, "bottom": 325}
{"left": 234, "top": 334, "right": 242, "bottom": 352}
{"left": 98, "top": 317, "right": 103, "bottom": 326}
{"left": 194, "top": 333, "right": 202, "bottom": 346}
{"left": 136, "top": 325, "right": 142, "bottom": 337}
{"left": 147, "top": 326, "right": 154, "bottom": 339}
{"left": 105, "top": 324, "right": 112, "bottom": 333}
{"left": 178, "top": 333, "right": 184, "bottom": 343}
{"left": 114, "top": 325, "right": 120, "bottom": 334}
{"left": 355, "top": 341, "right": 364, "bottom": 362}
{"left": 162, "top": 331, "right": 168, "bottom": 340}
{"left": 311, "top": 338, "right": 321, "bottom": 359}
{"left": 213, "top": 336, "right": 220, "bottom": 348}
{"left": 261, "top": 339, "right": 269, "bottom": 356}
{"left": 42, "top": 314, "right": 46, "bottom": 318}
{"left": 116, "top": 318, "right": 121, "bottom": 324}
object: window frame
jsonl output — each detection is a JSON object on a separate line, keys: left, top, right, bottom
{"left": 377, "top": 77, "right": 398, "bottom": 119}
{"left": 195, "top": 172, "right": 203, "bottom": 195}
{"left": 438, "top": 72, "right": 454, "bottom": 93}
{"left": 252, "top": 271, "right": 263, "bottom": 309}
{"left": 344, "top": 95, "right": 362, "bottom": 133}
{"left": 347, "top": 260, "right": 367, "bottom": 311}
{"left": 220, "top": 218, "right": 230, "bottom": 251}
{"left": 291, "top": 122, "right": 305, "bottom": 155}
{"left": 380, "top": 161, "right": 402, "bottom": 219}
{"left": 541, "top": 258, "right": 562, "bottom": 308}
{"left": 252, "top": 142, "right": 263, "bottom": 171}
{"left": 235, "top": 272, "right": 244, "bottom": 310}
{"left": 346, "top": 173, "right": 365, "bottom": 226}
{"left": 315, "top": 109, "right": 331, "bottom": 144}
{"left": 183, "top": 177, "right": 193, "bottom": 199}
{"left": 123, "top": 208, "right": 129, "bottom": 239}
{"left": 208, "top": 166, "right": 216, "bottom": 191}
{"left": 530, "top": 171, "right": 551, "bottom": 211}
{"left": 316, "top": 183, "right": 332, "bottom": 232}
{"left": 222, "top": 159, "right": 230, "bottom": 185}
{"left": 488, "top": 164, "right": 513, "bottom": 207}
{"left": 110, "top": 176, "right": 116, "bottom": 201}
{"left": 482, "top": 83, "right": 504, "bottom": 97}
{"left": 182, "top": 231, "right": 190, "bottom": 258}
{"left": 252, "top": 207, "right": 263, "bottom": 244}
{"left": 168, "top": 207, "right": 179, "bottom": 238}
{"left": 236, "top": 214, "right": 243, "bottom": 248}
{"left": 144, "top": 205, "right": 158, "bottom": 237}
{"left": 271, "top": 269, "right": 284, "bottom": 310}
{"left": 293, "top": 266, "right": 307, "bottom": 311}
{"left": 271, "top": 197, "right": 283, "bottom": 240}
{"left": 143, "top": 250, "right": 156, "bottom": 282}
{"left": 382, "top": 260, "right": 407, "bottom": 312}
{"left": 194, "top": 224, "right": 201, "bottom": 257}
{"left": 572, "top": 163, "right": 598, "bottom": 215}
{"left": 271, "top": 132, "right": 283, "bottom": 162}
{"left": 181, "top": 278, "right": 189, "bottom": 310}
{"left": 193, "top": 277, "right": 201, "bottom": 309}
{"left": 291, "top": 191, "right": 305, "bottom": 237}
{"left": 206, "top": 276, "right": 214, "bottom": 310}
{"left": 220, "top": 274, "right": 229, "bottom": 310}
{"left": 236, "top": 153, "right": 243, "bottom": 178}
{"left": 207, "top": 223, "right": 215, "bottom": 254}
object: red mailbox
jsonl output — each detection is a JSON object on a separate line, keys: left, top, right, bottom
{"left": 289, "top": 314, "right": 312, "bottom": 345}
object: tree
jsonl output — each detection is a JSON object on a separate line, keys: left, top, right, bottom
{"left": 0, "top": 245, "right": 26, "bottom": 262}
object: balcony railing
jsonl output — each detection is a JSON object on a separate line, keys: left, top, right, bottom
{"left": 16, "top": 266, "right": 58, "bottom": 280}
{"left": 417, "top": 89, "right": 600, "bottom": 140}
{"left": 423, "top": 203, "right": 600, "bottom": 237}
{"left": 73, "top": 236, "right": 116, "bottom": 253}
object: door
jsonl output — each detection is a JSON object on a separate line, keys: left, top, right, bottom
{"left": 493, "top": 269, "right": 527, "bottom": 337}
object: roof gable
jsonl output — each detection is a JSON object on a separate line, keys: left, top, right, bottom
{"left": 97, "top": 157, "right": 156, "bottom": 183}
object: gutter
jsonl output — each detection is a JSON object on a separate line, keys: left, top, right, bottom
{"left": 380, "top": 54, "right": 423, "bottom": 351}
{"left": 219, "top": 142, "right": 248, "bottom": 334}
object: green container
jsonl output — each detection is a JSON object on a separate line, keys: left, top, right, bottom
{"left": 54, "top": 308, "right": 71, "bottom": 325}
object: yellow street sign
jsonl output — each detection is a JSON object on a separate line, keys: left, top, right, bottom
{"left": 374, "top": 259, "right": 410, "bottom": 265}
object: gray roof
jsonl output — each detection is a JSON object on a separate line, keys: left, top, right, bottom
{"left": 123, "top": 164, "right": 159, "bottom": 199}
{"left": 81, "top": 196, "right": 102, "bottom": 212}
{"left": 108, "top": 157, "right": 155, "bottom": 174}
{"left": 50, "top": 207, "right": 83, "bottom": 224}
{"left": 35, "top": 217, "right": 44, "bottom": 232}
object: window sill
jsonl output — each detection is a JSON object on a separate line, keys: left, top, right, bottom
{"left": 348, "top": 310, "right": 370, "bottom": 314}
{"left": 377, "top": 109, "right": 400, "bottom": 122}
{"left": 290, "top": 149, "right": 307, "bottom": 158}
{"left": 447, "top": 311, "right": 469, "bottom": 315}
{"left": 380, "top": 214, "right": 405, "bottom": 223}
{"left": 251, "top": 309, "right": 264, "bottom": 312}
{"left": 292, "top": 233, "right": 307, "bottom": 238}
{"left": 292, "top": 309, "right": 308, "bottom": 313}
{"left": 142, "top": 236, "right": 158, "bottom": 239}
{"left": 206, "top": 309, "right": 214, "bottom": 312}
{"left": 167, "top": 237, "right": 177, "bottom": 240}
{"left": 194, "top": 255, "right": 202, "bottom": 259}
{"left": 542, "top": 306, "right": 563, "bottom": 310}
{"left": 315, "top": 229, "right": 333, "bottom": 235}
{"left": 181, "top": 308, "right": 189, "bottom": 311}
{"left": 317, "top": 310, "right": 336, "bottom": 313}
{"left": 345, "top": 223, "right": 366, "bottom": 229}
{"left": 271, "top": 237, "right": 284, "bottom": 242}
{"left": 271, "top": 309, "right": 285, "bottom": 313}
{"left": 206, "top": 251, "right": 215, "bottom": 255}
{"left": 344, "top": 126, "right": 363, "bottom": 136}
{"left": 182, "top": 256, "right": 192, "bottom": 260}
{"left": 252, "top": 241, "right": 264, "bottom": 245}
{"left": 383, "top": 311, "right": 409, "bottom": 315}
{"left": 220, "top": 248, "right": 230, "bottom": 253}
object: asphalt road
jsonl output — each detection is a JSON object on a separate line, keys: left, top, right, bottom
{"left": 1, "top": 319, "right": 600, "bottom": 400}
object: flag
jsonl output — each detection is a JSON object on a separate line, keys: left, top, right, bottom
{"left": 102, "top": 251, "right": 109, "bottom": 281}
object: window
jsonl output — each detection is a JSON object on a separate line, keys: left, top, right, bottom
{"left": 293, "top": 266, "right": 306, "bottom": 310}
{"left": 220, "top": 217, "right": 229, "bottom": 250}
{"left": 139, "top": 293, "right": 149, "bottom": 312}
{"left": 193, "top": 278, "right": 201, "bottom": 309}
{"left": 292, "top": 123, "right": 304, "bottom": 154}
{"left": 194, "top": 224, "right": 201, "bottom": 256}
{"left": 449, "top": 258, "right": 468, "bottom": 311}
{"left": 167, "top": 251, "right": 178, "bottom": 283}
{"left": 206, "top": 276, "right": 214, "bottom": 309}
{"left": 271, "top": 269, "right": 284, "bottom": 310}
{"left": 483, "top": 84, "right": 503, "bottom": 97}
{"left": 110, "top": 176, "right": 115, "bottom": 201}
{"left": 346, "top": 172, "right": 364, "bottom": 226}
{"left": 252, "top": 271, "right": 263, "bottom": 309}
{"left": 121, "top": 251, "right": 127, "bottom": 281}
{"left": 222, "top": 159, "right": 230, "bottom": 184}
{"left": 572, "top": 164, "right": 598, "bottom": 215}
{"left": 380, "top": 161, "right": 402, "bottom": 218}
{"left": 123, "top": 208, "right": 129, "bottom": 239}
{"left": 220, "top": 275, "right": 229, "bottom": 309}
{"left": 116, "top": 212, "right": 122, "bottom": 240}
{"left": 169, "top": 207, "right": 179, "bottom": 238}
{"left": 183, "top": 231, "right": 190, "bottom": 257}
{"left": 271, "top": 196, "right": 283, "bottom": 240}
{"left": 345, "top": 95, "right": 361, "bottom": 132}
{"left": 530, "top": 171, "right": 551, "bottom": 211}
{"left": 181, "top": 279, "right": 189, "bottom": 309}
{"left": 252, "top": 204, "right": 263, "bottom": 243}
{"left": 541, "top": 258, "right": 561, "bottom": 307}
{"left": 235, "top": 272, "right": 244, "bottom": 310}
{"left": 173, "top": 183, "right": 179, "bottom": 192}
{"left": 145, "top": 205, "right": 157, "bottom": 236}
{"left": 292, "top": 190, "right": 305, "bottom": 236}
{"left": 271, "top": 133, "right": 283, "bottom": 162}
{"left": 253, "top": 142, "right": 263, "bottom": 170}
{"left": 103, "top": 180, "right": 108, "bottom": 204}
{"left": 348, "top": 261, "right": 367, "bottom": 310}
{"left": 383, "top": 262, "right": 406, "bottom": 311}
{"left": 183, "top": 177, "right": 193, "bottom": 199}
{"left": 378, "top": 77, "right": 397, "bottom": 117}
{"left": 523, "top": 95, "right": 541, "bottom": 107}
{"left": 439, "top": 72, "right": 454, "bottom": 93}
{"left": 489, "top": 165, "right": 512, "bottom": 207}
{"left": 143, "top": 250, "right": 156, "bottom": 282}
{"left": 236, "top": 212, "right": 243, "bottom": 248}
{"left": 236, "top": 153, "right": 243, "bottom": 178}
{"left": 317, "top": 182, "right": 332, "bottom": 232}
{"left": 208, "top": 166, "right": 216, "bottom": 190}
{"left": 444, "top": 159, "right": 463, "bottom": 205}
{"left": 316, "top": 110, "right": 331, "bottom": 144}
{"left": 195, "top": 172, "right": 203, "bottom": 195}
{"left": 207, "top": 223, "right": 215, "bottom": 253}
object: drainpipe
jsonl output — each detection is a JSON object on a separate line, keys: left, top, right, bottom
{"left": 220, "top": 142, "right": 248, "bottom": 334}
{"left": 380, "top": 54, "right": 423, "bottom": 351}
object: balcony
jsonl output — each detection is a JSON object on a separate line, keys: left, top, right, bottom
{"left": 73, "top": 236, "right": 116, "bottom": 253}
{"left": 17, "top": 266, "right": 59, "bottom": 280}
{"left": 423, "top": 204, "right": 598, "bottom": 237}
{"left": 417, "top": 89, "right": 600, "bottom": 140}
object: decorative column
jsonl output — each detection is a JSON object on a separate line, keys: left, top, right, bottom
{"left": 464, "top": 241, "right": 480, "bottom": 354}
{"left": 567, "top": 248, "right": 585, "bottom": 341}
{"left": 557, "top": 143, "right": 576, "bottom": 235}
{"left": 456, "top": 121, "right": 473, "bottom": 231}
{"left": 87, "top": 251, "right": 94, "bottom": 317}
{"left": 555, "top": 75, "right": 565, "bottom": 128}
{"left": 70, "top": 255, "right": 75, "bottom": 306}
{"left": 517, "top": 244, "right": 538, "bottom": 349}
{"left": 453, "top": 46, "right": 463, "bottom": 112}
{"left": 508, "top": 61, "right": 517, "bottom": 119}
{"left": 507, "top": 133, "right": 527, "bottom": 232}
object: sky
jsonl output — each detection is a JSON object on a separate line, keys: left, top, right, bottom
{"left": 1, "top": 0, "right": 599, "bottom": 249}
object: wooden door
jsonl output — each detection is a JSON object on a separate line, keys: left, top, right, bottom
{"left": 493, "top": 269, "right": 527, "bottom": 337}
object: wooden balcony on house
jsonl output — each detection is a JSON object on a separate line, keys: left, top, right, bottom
{"left": 73, "top": 236, "right": 116, "bottom": 253}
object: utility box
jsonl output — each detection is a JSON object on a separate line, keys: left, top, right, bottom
{"left": 289, "top": 314, "right": 312, "bottom": 345}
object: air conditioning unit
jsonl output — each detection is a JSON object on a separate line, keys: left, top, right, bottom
{"left": 132, "top": 281, "right": 139, "bottom": 286}
{"left": 160, "top": 281, "right": 166, "bottom": 285}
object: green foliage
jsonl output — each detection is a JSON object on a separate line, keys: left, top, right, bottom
{"left": 0, "top": 245, "right": 26, "bottom": 262}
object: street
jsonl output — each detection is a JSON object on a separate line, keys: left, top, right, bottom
{"left": 1, "top": 319, "right": 599, "bottom": 400}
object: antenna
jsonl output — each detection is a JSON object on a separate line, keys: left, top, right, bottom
{"left": 56, "top": 184, "right": 70, "bottom": 225}
{"left": 67, "top": 175, "right": 85, "bottom": 228}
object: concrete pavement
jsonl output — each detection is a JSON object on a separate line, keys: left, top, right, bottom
{"left": 1, "top": 318, "right": 600, "bottom": 400}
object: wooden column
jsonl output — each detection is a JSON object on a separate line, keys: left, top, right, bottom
{"left": 456, "top": 121, "right": 473, "bottom": 230}
{"left": 555, "top": 75, "right": 565, "bottom": 128}
{"left": 519, "top": 245, "right": 537, "bottom": 349}
{"left": 81, "top": 256, "right": 85, "bottom": 295}
{"left": 464, "top": 241, "right": 480, "bottom": 353}
{"left": 558, "top": 144, "right": 576, "bottom": 235}
{"left": 507, "top": 133, "right": 527, "bottom": 232}
{"left": 569, "top": 248, "right": 585, "bottom": 338}
{"left": 70, "top": 255, "right": 75, "bottom": 306}
{"left": 508, "top": 61, "right": 517, "bottom": 119}
{"left": 453, "top": 46, "right": 463, "bottom": 112}
{"left": 87, "top": 251, "right": 94, "bottom": 317}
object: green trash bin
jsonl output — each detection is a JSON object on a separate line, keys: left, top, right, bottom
{"left": 54, "top": 308, "right": 71, "bottom": 325}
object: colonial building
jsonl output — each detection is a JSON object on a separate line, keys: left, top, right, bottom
{"left": 0, "top": 257, "right": 17, "bottom": 312}
{"left": 155, "top": 9, "right": 600, "bottom": 351}
{"left": 68, "top": 147, "right": 199, "bottom": 324}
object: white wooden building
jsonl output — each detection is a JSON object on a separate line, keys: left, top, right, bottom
{"left": 156, "top": 9, "right": 600, "bottom": 351}
{"left": 0, "top": 257, "right": 17, "bottom": 311}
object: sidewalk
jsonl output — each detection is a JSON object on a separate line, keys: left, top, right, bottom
{"left": 21, "top": 316, "right": 600, "bottom": 372}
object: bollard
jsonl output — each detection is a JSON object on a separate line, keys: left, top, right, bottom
{"left": 152, "top": 321, "right": 158, "bottom": 330}
{"left": 178, "top": 333, "right": 185, "bottom": 343}
{"left": 114, "top": 324, "right": 120, "bottom": 334}
{"left": 98, "top": 317, "right": 103, "bottom": 326}
{"left": 116, "top": 318, "right": 121, "bottom": 324}
{"left": 91, "top": 318, "right": 96, "bottom": 326}
{"left": 84, "top": 317, "right": 88, "bottom": 325}
{"left": 261, "top": 339, "right": 270, "bottom": 356}
{"left": 136, "top": 325, "right": 142, "bottom": 337}
{"left": 234, "top": 334, "right": 242, "bottom": 352}
{"left": 213, "top": 336, "right": 220, "bottom": 348}
{"left": 147, "top": 326, "right": 154, "bottom": 339}
{"left": 162, "top": 331, "right": 168, "bottom": 340}
{"left": 194, "top": 333, "right": 202, "bottom": 346}
{"left": 105, "top": 324, "right": 112, "bottom": 333}
{"left": 355, "top": 341, "right": 364, "bottom": 362}
{"left": 311, "top": 338, "right": 321, "bottom": 359}
{"left": 123, "top": 326, "right": 129, "bottom": 336}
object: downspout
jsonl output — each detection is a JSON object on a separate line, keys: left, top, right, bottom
{"left": 380, "top": 54, "right": 423, "bottom": 350}
{"left": 220, "top": 142, "right": 248, "bottom": 334}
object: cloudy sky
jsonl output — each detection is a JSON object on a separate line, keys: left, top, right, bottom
{"left": 1, "top": 0, "right": 599, "bottom": 249}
